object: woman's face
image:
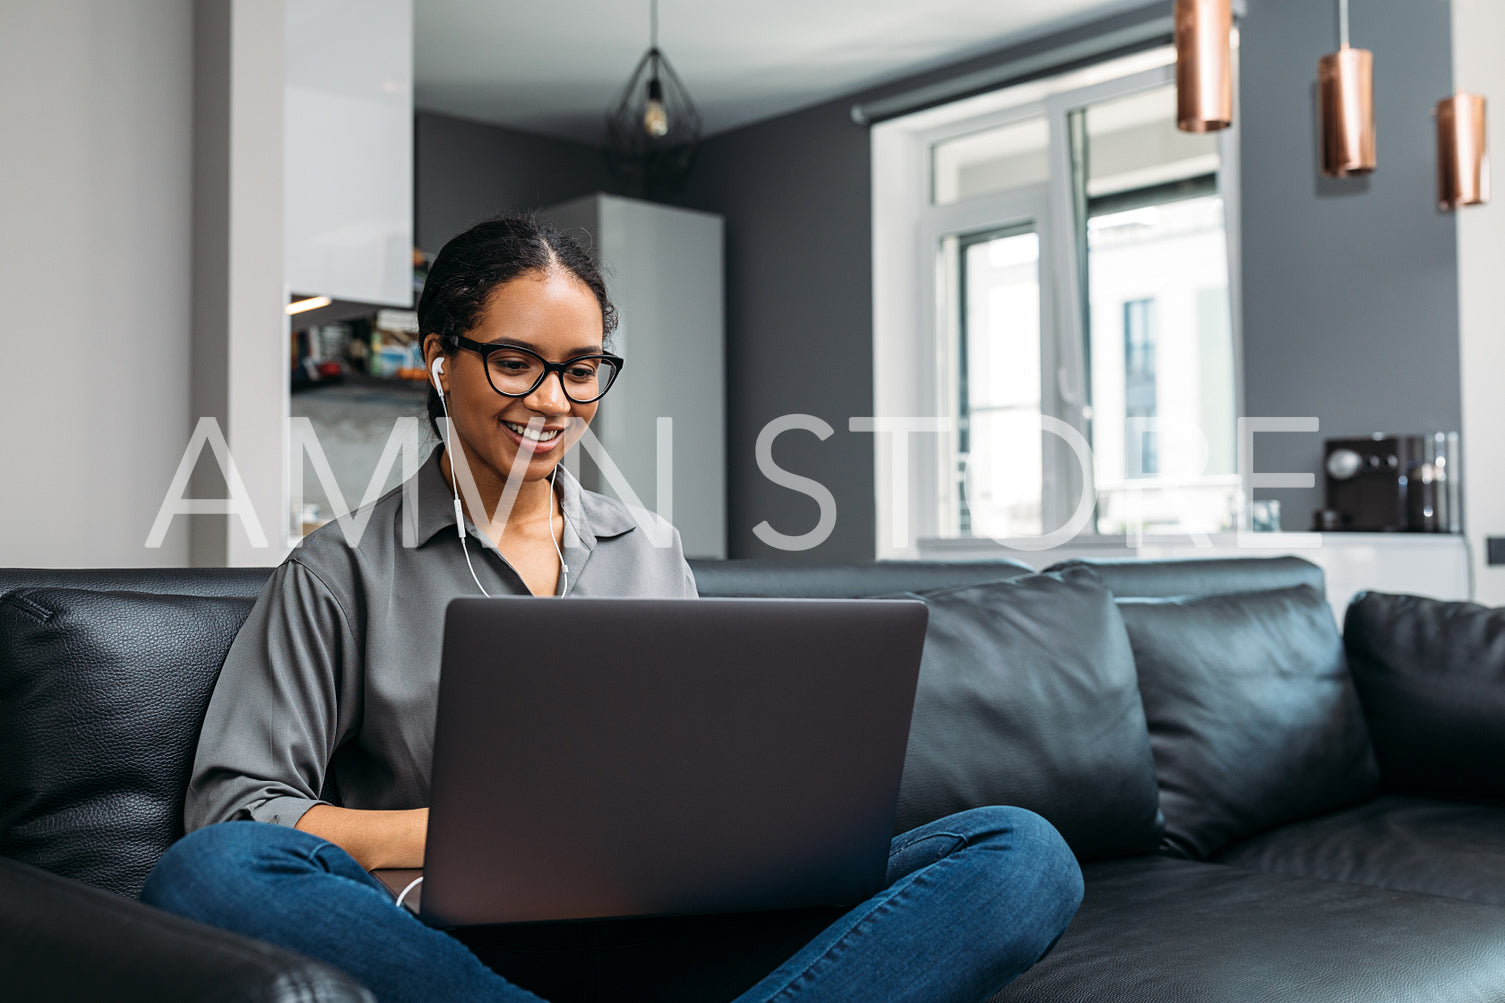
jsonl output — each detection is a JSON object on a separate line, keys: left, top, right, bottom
{"left": 426, "top": 267, "right": 604, "bottom": 489}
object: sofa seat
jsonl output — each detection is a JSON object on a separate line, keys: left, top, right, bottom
{"left": 991, "top": 855, "right": 1505, "bottom": 1003}
{"left": 7, "top": 558, "right": 1505, "bottom": 1001}
{"left": 1214, "top": 794, "right": 1505, "bottom": 907}
{"left": 0, "top": 855, "right": 372, "bottom": 1001}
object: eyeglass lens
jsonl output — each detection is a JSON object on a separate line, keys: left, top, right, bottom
{"left": 486, "top": 350, "right": 620, "bottom": 403}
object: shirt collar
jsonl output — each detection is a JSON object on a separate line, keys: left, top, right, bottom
{"left": 410, "top": 447, "right": 636, "bottom": 550}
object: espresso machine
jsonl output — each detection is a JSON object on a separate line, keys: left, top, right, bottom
{"left": 1313, "top": 433, "right": 1460, "bottom": 532}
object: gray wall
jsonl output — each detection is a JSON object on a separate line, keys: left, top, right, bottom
{"left": 415, "top": 110, "right": 615, "bottom": 250}
{"left": 1239, "top": 0, "right": 1461, "bottom": 527}
{"left": 676, "top": 99, "right": 875, "bottom": 561}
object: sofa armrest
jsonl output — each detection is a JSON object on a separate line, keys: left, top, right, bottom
{"left": 0, "top": 856, "right": 373, "bottom": 1002}
{"left": 1343, "top": 590, "right": 1505, "bottom": 802}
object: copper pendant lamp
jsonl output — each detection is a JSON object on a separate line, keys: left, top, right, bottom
{"left": 1174, "top": 0, "right": 1233, "bottom": 133}
{"left": 1436, "top": 93, "right": 1489, "bottom": 210}
{"left": 1318, "top": 0, "right": 1376, "bottom": 178}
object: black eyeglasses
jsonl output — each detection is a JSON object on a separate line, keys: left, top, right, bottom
{"left": 449, "top": 335, "right": 624, "bottom": 404}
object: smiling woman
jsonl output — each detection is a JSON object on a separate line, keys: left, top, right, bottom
{"left": 138, "top": 212, "right": 1081, "bottom": 1003}
{"left": 135, "top": 213, "right": 705, "bottom": 998}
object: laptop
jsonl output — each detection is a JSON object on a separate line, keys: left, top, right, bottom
{"left": 374, "top": 595, "right": 928, "bottom": 928}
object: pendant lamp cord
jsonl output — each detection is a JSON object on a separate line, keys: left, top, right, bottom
{"left": 650, "top": 0, "right": 658, "bottom": 50}
{"left": 1338, "top": 0, "right": 1349, "bottom": 48}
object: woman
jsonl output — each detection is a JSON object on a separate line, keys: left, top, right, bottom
{"left": 142, "top": 213, "right": 1083, "bottom": 1003}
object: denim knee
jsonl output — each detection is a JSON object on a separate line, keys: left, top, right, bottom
{"left": 140, "top": 820, "right": 327, "bottom": 921}
{"left": 997, "top": 806, "right": 1081, "bottom": 883}
{"left": 967, "top": 806, "right": 1085, "bottom": 935}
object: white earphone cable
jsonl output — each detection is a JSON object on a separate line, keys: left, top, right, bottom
{"left": 433, "top": 365, "right": 493, "bottom": 599}
{"left": 551, "top": 464, "right": 570, "bottom": 597}
{"left": 394, "top": 875, "right": 424, "bottom": 911}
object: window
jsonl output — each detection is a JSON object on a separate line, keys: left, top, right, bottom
{"left": 954, "top": 225, "right": 1043, "bottom": 538}
{"left": 1122, "top": 298, "right": 1157, "bottom": 478}
{"left": 872, "top": 43, "right": 1242, "bottom": 556}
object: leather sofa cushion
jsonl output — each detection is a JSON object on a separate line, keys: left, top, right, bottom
{"left": 1046, "top": 556, "right": 1324, "bottom": 599}
{"left": 1118, "top": 585, "right": 1380, "bottom": 859}
{"left": 1214, "top": 795, "right": 1505, "bottom": 906}
{"left": 0, "top": 588, "right": 254, "bottom": 898}
{"left": 890, "top": 567, "right": 1164, "bottom": 861}
{"left": 990, "top": 855, "right": 1505, "bottom": 1002}
{"left": 687, "top": 558, "right": 1034, "bottom": 598}
{"left": 1343, "top": 590, "right": 1505, "bottom": 801}
{"left": 0, "top": 567, "right": 271, "bottom": 598}
{"left": 0, "top": 856, "right": 373, "bottom": 1001}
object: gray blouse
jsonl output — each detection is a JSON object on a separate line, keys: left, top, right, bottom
{"left": 185, "top": 447, "right": 698, "bottom": 832}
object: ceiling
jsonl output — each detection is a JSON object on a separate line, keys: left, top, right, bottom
{"left": 414, "top": 0, "right": 1146, "bottom": 144}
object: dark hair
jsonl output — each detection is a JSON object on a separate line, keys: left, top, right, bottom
{"left": 418, "top": 212, "right": 617, "bottom": 435}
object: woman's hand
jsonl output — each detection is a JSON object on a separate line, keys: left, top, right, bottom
{"left": 295, "top": 805, "right": 429, "bottom": 871}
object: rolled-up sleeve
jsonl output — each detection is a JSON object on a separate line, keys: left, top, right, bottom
{"left": 184, "top": 559, "right": 361, "bottom": 831}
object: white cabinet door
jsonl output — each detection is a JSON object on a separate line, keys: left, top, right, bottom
{"left": 546, "top": 194, "right": 727, "bottom": 559}
{"left": 284, "top": 0, "right": 413, "bottom": 306}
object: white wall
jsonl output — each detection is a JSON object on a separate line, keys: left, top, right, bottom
{"left": 1452, "top": 0, "right": 1505, "bottom": 605}
{"left": 0, "top": 0, "right": 195, "bottom": 567}
{"left": 215, "top": 0, "right": 289, "bottom": 567}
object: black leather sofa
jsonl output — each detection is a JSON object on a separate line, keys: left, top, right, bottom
{"left": 4, "top": 556, "right": 1505, "bottom": 1002}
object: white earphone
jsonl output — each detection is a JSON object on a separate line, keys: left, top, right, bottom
{"left": 431, "top": 353, "right": 570, "bottom": 597}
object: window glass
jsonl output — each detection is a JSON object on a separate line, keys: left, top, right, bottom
{"left": 1083, "top": 86, "right": 1236, "bottom": 536}
{"left": 1122, "top": 298, "right": 1157, "bottom": 478}
{"left": 931, "top": 116, "right": 1049, "bottom": 206}
{"left": 947, "top": 226, "right": 1042, "bottom": 537}
{"left": 1084, "top": 85, "right": 1219, "bottom": 197}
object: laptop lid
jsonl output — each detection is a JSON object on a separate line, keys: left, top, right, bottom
{"left": 420, "top": 596, "right": 927, "bottom": 928}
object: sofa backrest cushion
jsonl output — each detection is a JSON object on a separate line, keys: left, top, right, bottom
{"left": 1118, "top": 585, "right": 1380, "bottom": 859}
{"left": 1045, "top": 556, "right": 1325, "bottom": 599}
{"left": 0, "top": 567, "right": 271, "bottom": 598}
{"left": 687, "top": 559, "right": 1034, "bottom": 598}
{"left": 0, "top": 588, "right": 254, "bottom": 898}
{"left": 890, "top": 567, "right": 1164, "bottom": 861}
{"left": 1343, "top": 591, "right": 1505, "bottom": 802}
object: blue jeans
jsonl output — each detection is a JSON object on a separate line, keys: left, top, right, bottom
{"left": 141, "top": 806, "right": 1081, "bottom": 1003}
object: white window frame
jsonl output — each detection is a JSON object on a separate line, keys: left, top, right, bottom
{"left": 871, "top": 47, "right": 1244, "bottom": 559}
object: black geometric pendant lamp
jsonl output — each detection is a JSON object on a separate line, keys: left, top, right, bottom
{"left": 605, "top": 0, "right": 702, "bottom": 190}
